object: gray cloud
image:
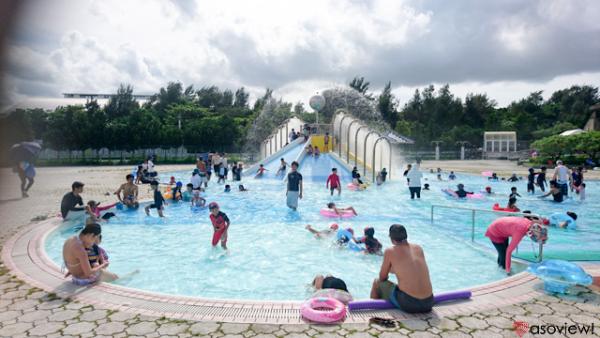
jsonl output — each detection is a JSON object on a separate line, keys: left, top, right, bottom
{"left": 4, "top": 0, "right": 600, "bottom": 109}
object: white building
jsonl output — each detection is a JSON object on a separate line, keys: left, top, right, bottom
{"left": 483, "top": 131, "right": 517, "bottom": 158}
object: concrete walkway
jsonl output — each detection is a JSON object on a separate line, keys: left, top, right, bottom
{"left": 0, "top": 165, "right": 599, "bottom": 337}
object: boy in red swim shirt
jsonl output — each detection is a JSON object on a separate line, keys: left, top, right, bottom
{"left": 326, "top": 168, "right": 341, "bottom": 196}
{"left": 209, "top": 202, "right": 230, "bottom": 249}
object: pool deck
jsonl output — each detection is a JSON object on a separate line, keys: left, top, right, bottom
{"left": 1, "top": 165, "right": 600, "bottom": 336}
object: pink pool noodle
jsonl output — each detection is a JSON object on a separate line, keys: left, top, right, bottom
{"left": 348, "top": 290, "right": 472, "bottom": 311}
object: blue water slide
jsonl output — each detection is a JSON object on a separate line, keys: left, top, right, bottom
{"left": 244, "top": 140, "right": 306, "bottom": 178}
{"left": 298, "top": 154, "right": 353, "bottom": 183}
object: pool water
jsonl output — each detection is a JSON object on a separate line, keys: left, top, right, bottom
{"left": 45, "top": 167, "right": 600, "bottom": 301}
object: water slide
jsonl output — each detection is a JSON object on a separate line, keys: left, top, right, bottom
{"left": 298, "top": 153, "right": 353, "bottom": 183}
{"left": 244, "top": 139, "right": 306, "bottom": 179}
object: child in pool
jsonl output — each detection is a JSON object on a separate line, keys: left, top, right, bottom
{"left": 505, "top": 197, "right": 520, "bottom": 211}
{"left": 192, "top": 189, "right": 206, "bottom": 207}
{"left": 255, "top": 164, "right": 268, "bottom": 178}
{"left": 455, "top": 184, "right": 473, "bottom": 198}
{"left": 509, "top": 187, "right": 521, "bottom": 199}
{"left": 448, "top": 171, "right": 456, "bottom": 180}
{"left": 182, "top": 183, "right": 193, "bottom": 202}
{"left": 578, "top": 183, "right": 586, "bottom": 201}
{"left": 145, "top": 181, "right": 166, "bottom": 217}
{"left": 327, "top": 202, "right": 358, "bottom": 216}
{"left": 238, "top": 184, "right": 248, "bottom": 192}
{"left": 209, "top": 202, "right": 230, "bottom": 249}
{"left": 224, "top": 184, "right": 231, "bottom": 192}
{"left": 355, "top": 227, "right": 383, "bottom": 255}
{"left": 423, "top": 183, "right": 430, "bottom": 190}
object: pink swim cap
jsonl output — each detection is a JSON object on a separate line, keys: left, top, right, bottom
{"left": 330, "top": 223, "right": 339, "bottom": 230}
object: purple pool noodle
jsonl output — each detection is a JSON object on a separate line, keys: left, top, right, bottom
{"left": 348, "top": 290, "right": 472, "bottom": 311}
{"left": 433, "top": 290, "right": 471, "bottom": 303}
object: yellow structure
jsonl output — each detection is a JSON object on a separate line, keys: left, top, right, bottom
{"left": 309, "top": 135, "right": 333, "bottom": 152}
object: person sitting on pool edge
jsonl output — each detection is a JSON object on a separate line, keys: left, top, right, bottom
{"left": 114, "top": 174, "right": 139, "bottom": 209}
{"left": 62, "top": 223, "right": 112, "bottom": 285}
{"left": 305, "top": 223, "right": 339, "bottom": 238}
{"left": 370, "top": 224, "right": 434, "bottom": 313}
{"left": 327, "top": 202, "right": 358, "bottom": 216}
{"left": 355, "top": 227, "right": 383, "bottom": 255}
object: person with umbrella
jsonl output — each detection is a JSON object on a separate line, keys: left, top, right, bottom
{"left": 9, "top": 142, "right": 41, "bottom": 198}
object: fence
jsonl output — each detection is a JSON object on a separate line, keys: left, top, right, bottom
{"left": 28, "top": 147, "right": 254, "bottom": 166}
{"left": 260, "top": 117, "right": 304, "bottom": 159}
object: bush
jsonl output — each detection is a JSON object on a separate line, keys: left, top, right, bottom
{"left": 531, "top": 131, "right": 600, "bottom": 164}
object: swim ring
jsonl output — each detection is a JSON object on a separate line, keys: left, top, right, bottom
{"left": 492, "top": 203, "right": 519, "bottom": 212}
{"left": 527, "top": 260, "right": 592, "bottom": 294}
{"left": 336, "top": 229, "right": 364, "bottom": 252}
{"left": 320, "top": 208, "right": 355, "bottom": 218}
{"left": 301, "top": 297, "right": 346, "bottom": 323}
{"left": 347, "top": 183, "right": 366, "bottom": 191}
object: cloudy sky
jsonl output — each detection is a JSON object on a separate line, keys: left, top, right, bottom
{"left": 3, "top": 0, "right": 600, "bottom": 111}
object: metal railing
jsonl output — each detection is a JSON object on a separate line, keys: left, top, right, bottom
{"left": 430, "top": 204, "right": 544, "bottom": 260}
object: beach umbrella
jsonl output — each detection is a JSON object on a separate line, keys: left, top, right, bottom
{"left": 9, "top": 141, "right": 42, "bottom": 162}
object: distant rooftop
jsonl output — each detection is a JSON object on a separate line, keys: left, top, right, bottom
{"left": 63, "top": 93, "right": 153, "bottom": 100}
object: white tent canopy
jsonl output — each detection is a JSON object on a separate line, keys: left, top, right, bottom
{"left": 560, "top": 129, "right": 584, "bottom": 136}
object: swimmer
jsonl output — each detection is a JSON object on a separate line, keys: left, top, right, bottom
{"left": 507, "top": 173, "right": 519, "bottom": 182}
{"left": 437, "top": 174, "right": 444, "bottom": 181}
{"left": 337, "top": 228, "right": 355, "bottom": 245}
{"left": 182, "top": 183, "right": 193, "bottom": 202}
{"left": 355, "top": 227, "right": 383, "bottom": 255}
{"left": 483, "top": 186, "right": 493, "bottom": 195}
{"left": 326, "top": 168, "right": 342, "bottom": 196}
{"left": 509, "top": 187, "right": 521, "bottom": 199}
{"left": 548, "top": 211, "right": 578, "bottom": 229}
{"left": 326, "top": 202, "right": 358, "bottom": 216}
{"left": 168, "top": 176, "right": 176, "bottom": 186}
{"left": 455, "top": 184, "right": 473, "bottom": 198}
{"left": 314, "top": 146, "right": 320, "bottom": 157}
{"left": 448, "top": 171, "right": 456, "bottom": 180}
{"left": 488, "top": 173, "right": 499, "bottom": 181}
{"left": 275, "top": 158, "right": 288, "bottom": 176}
{"left": 85, "top": 200, "right": 117, "bottom": 225}
{"left": 238, "top": 184, "right": 248, "bottom": 192}
{"left": 191, "top": 189, "right": 206, "bottom": 207}
{"left": 305, "top": 223, "right": 339, "bottom": 238}
{"left": 423, "top": 183, "right": 430, "bottom": 190}
{"left": 224, "top": 184, "right": 231, "bottom": 193}
{"left": 540, "top": 181, "right": 564, "bottom": 203}
{"left": 144, "top": 181, "right": 166, "bottom": 217}
{"left": 255, "top": 164, "right": 268, "bottom": 178}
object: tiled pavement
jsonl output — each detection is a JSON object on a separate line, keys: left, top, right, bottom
{"left": 1, "top": 166, "right": 599, "bottom": 337}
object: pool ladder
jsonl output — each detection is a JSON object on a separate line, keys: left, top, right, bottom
{"left": 430, "top": 204, "right": 544, "bottom": 261}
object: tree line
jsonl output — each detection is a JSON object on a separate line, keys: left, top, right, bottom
{"left": 1, "top": 79, "right": 598, "bottom": 155}
{"left": 349, "top": 77, "right": 599, "bottom": 149}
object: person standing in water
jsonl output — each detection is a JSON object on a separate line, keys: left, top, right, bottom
{"left": 326, "top": 168, "right": 341, "bottom": 196}
{"left": 209, "top": 202, "right": 230, "bottom": 249}
{"left": 286, "top": 161, "right": 303, "bottom": 210}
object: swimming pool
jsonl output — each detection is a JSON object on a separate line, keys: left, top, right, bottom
{"left": 44, "top": 168, "right": 599, "bottom": 301}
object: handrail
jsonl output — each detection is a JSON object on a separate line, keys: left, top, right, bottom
{"left": 337, "top": 114, "right": 352, "bottom": 158}
{"left": 363, "top": 131, "right": 379, "bottom": 177}
{"left": 430, "top": 204, "right": 543, "bottom": 260}
{"left": 354, "top": 125, "right": 369, "bottom": 167}
{"left": 372, "top": 136, "right": 392, "bottom": 182}
{"left": 346, "top": 120, "right": 361, "bottom": 162}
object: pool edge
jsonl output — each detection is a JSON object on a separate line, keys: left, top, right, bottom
{"left": 3, "top": 217, "right": 599, "bottom": 324}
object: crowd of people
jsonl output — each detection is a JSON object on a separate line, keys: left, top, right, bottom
{"left": 57, "top": 152, "right": 587, "bottom": 315}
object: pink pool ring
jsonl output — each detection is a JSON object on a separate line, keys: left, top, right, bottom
{"left": 347, "top": 183, "right": 358, "bottom": 191}
{"left": 320, "top": 208, "right": 355, "bottom": 218}
{"left": 301, "top": 297, "right": 346, "bottom": 323}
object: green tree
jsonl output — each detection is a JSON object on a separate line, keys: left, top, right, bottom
{"left": 105, "top": 84, "right": 139, "bottom": 120}
{"left": 234, "top": 87, "right": 250, "bottom": 108}
{"left": 377, "top": 81, "right": 398, "bottom": 127}
{"left": 349, "top": 76, "right": 372, "bottom": 99}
